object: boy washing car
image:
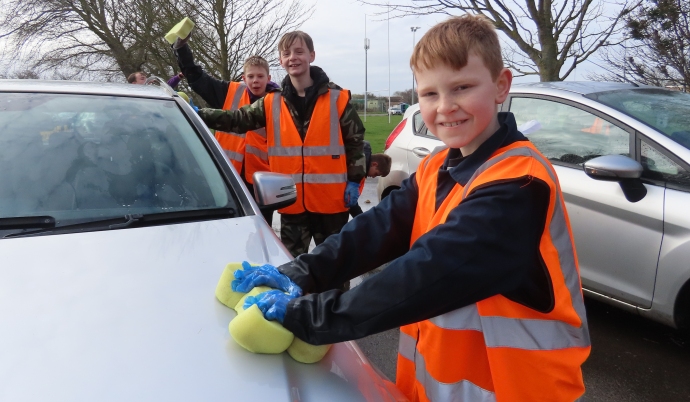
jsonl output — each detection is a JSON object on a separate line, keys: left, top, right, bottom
{"left": 234, "top": 15, "right": 590, "bottom": 402}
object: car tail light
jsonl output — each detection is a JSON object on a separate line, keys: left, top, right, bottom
{"left": 384, "top": 118, "right": 407, "bottom": 151}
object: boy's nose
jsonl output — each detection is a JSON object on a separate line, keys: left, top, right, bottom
{"left": 438, "top": 96, "right": 458, "bottom": 114}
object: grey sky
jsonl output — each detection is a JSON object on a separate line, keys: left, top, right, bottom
{"left": 293, "top": 0, "right": 607, "bottom": 96}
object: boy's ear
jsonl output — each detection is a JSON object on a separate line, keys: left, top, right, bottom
{"left": 309, "top": 51, "right": 316, "bottom": 64}
{"left": 494, "top": 68, "right": 513, "bottom": 104}
{"left": 267, "top": 74, "right": 272, "bottom": 81}
{"left": 371, "top": 162, "right": 378, "bottom": 168}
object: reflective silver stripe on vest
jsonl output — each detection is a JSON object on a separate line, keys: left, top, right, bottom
{"left": 230, "top": 83, "right": 246, "bottom": 110}
{"left": 290, "top": 173, "right": 303, "bottom": 183}
{"left": 268, "top": 90, "right": 344, "bottom": 157}
{"left": 246, "top": 145, "right": 268, "bottom": 162}
{"left": 459, "top": 146, "right": 590, "bottom": 345}
{"left": 224, "top": 149, "right": 244, "bottom": 162}
{"left": 272, "top": 93, "right": 283, "bottom": 146}
{"left": 430, "top": 304, "right": 482, "bottom": 331}
{"left": 415, "top": 346, "right": 496, "bottom": 402}
{"left": 398, "top": 331, "right": 416, "bottom": 362}
{"left": 303, "top": 173, "right": 347, "bottom": 184}
{"left": 329, "top": 89, "right": 340, "bottom": 147}
{"left": 252, "top": 127, "right": 267, "bottom": 138}
{"left": 481, "top": 316, "right": 589, "bottom": 349}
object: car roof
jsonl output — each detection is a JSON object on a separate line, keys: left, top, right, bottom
{"left": 0, "top": 79, "right": 175, "bottom": 99}
{"left": 510, "top": 81, "right": 653, "bottom": 96}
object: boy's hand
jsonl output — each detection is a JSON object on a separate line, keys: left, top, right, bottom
{"left": 344, "top": 181, "right": 360, "bottom": 208}
{"left": 243, "top": 290, "right": 293, "bottom": 323}
{"left": 232, "top": 261, "right": 302, "bottom": 297}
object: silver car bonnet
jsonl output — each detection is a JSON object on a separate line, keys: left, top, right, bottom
{"left": 0, "top": 217, "right": 399, "bottom": 401}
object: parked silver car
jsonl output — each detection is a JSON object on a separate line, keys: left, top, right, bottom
{"left": 0, "top": 79, "right": 404, "bottom": 401}
{"left": 378, "top": 82, "right": 690, "bottom": 329}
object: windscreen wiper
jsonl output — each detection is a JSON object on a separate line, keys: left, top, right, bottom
{"left": 0, "top": 216, "right": 56, "bottom": 230}
{"left": 3, "top": 208, "right": 236, "bottom": 238}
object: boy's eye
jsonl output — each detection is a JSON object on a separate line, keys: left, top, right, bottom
{"left": 455, "top": 85, "right": 470, "bottom": 91}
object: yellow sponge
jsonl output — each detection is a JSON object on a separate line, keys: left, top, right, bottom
{"left": 229, "top": 304, "right": 294, "bottom": 354}
{"left": 234, "top": 286, "right": 272, "bottom": 313}
{"left": 165, "top": 17, "right": 195, "bottom": 45}
{"left": 177, "top": 91, "right": 190, "bottom": 103}
{"left": 287, "top": 337, "right": 332, "bottom": 364}
{"left": 215, "top": 262, "right": 245, "bottom": 309}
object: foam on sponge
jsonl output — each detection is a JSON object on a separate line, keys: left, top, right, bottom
{"left": 165, "top": 17, "right": 195, "bottom": 45}
{"left": 287, "top": 337, "right": 332, "bottom": 364}
{"left": 229, "top": 304, "right": 295, "bottom": 354}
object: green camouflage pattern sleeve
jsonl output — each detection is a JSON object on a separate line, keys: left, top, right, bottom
{"left": 198, "top": 97, "right": 268, "bottom": 134}
{"left": 340, "top": 99, "right": 366, "bottom": 183}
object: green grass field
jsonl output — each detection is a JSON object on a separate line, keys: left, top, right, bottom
{"left": 362, "top": 114, "right": 404, "bottom": 153}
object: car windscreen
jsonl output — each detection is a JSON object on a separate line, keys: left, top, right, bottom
{"left": 0, "top": 92, "right": 238, "bottom": 226}
{"left": 585, "top": 88, "right": 690, "bottom": 150}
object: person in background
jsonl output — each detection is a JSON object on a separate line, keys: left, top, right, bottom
{"left": 196, "top": 31, "right": 366, "bottom": 260}
{"left": 172, "top": 35, "right": 279, "bottom": 225}
{"left": 233, "top": 15, "right": 590, "bottom": 402}
{"left": 349, "top": 140, "right": 392, "bottom": 218}
{"left": 127, "top": 71, "right": 147, "bottom": 84}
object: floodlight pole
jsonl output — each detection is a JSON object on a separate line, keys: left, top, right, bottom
{"left": 410, "top": 27, "right": 420, "bottom": 105}
{"left": 387, "top": 3, "right": 391, "bottom": 123}
{"left": 364, "top": 15, "right": 370, "bottom": 122}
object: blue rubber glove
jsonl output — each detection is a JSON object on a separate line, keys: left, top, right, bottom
{"left": 243, "top": 290, "right": 293, "bottom": 323}
{"left": 232, "top": 261, "right": 302, "bottom": 297}
{"left": 188, "top": 97, "right": 199, "bottom": 113}
{"left": 344, "top": 181, "right": 360, "bottom": 208}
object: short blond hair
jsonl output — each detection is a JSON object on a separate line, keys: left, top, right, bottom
{"left": 243, "top": 55, "right": 270, "bottom": 75}
{"left": 278, "top": 31, "right": 314, "bottom": 53}
{"left": 410, "top": 15, "right": 503, "bottom": 80}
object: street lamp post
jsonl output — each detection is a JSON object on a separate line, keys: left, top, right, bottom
{"left": 410, "top": 26, "right": 420, "bottom": 105}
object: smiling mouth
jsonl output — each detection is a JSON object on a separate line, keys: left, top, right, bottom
{"left": 440, "top": 120, "right": 467, "bottom": 127}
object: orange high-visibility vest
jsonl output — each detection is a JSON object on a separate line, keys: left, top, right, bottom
{"left": 263, "top": 89, "right": 350, "bottom": 214}
{"left": 396, "top": 141, "right": 591, "bottom": 402}
{"left": 214, "top": 82, "right": 270, "bottom": 184}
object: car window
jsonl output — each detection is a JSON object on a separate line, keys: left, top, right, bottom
{"left": 586, "top": 88, "right": 690, "bottom": 151}
{"left": 640, "top": 140, "right": 690, "bottom": 190}
{"left": 0, "top": 93, "right": 237, "bottom": 223}
{"left": 412, "top": 111, "right": 436, "bottom": 139}
{"left": 510, "top": 97, "right": 630, "bottom": 165}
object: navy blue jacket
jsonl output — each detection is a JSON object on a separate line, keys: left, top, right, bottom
{"left": 280, "top": 113, "right": 554, "bottom": 345}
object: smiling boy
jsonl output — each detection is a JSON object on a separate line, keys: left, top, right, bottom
{"left": 173, "top": 42, "right": 279, "bottom": 224}
{"left": 198, "top": 31, "right": 366, "bottom": 259}
{"left": 233, "top": 15, "right": 590, "bottom": 401}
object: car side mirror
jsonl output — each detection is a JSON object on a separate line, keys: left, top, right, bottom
{"left": 252, "top": 172, "right": 297, "bottom": 211}
{"left": 583, "top": 155, "right": 647, "bottom": 203}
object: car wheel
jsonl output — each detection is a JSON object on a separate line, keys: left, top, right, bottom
{"left": 381, "top": 185, "right": 401, "bottom": 199}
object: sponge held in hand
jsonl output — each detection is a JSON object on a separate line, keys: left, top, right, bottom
{"left": 229, "top": 304, "right": 294, "bottom": 354}
{"left": 215, "top": 262, "right": 245, "bottom": 309}
{"left": 165, "top": 17, "right": 195, "bottom": 45}
{"left": 234, "top": 286, "right": 272, "bottom": 313}
{"left": 287, "top": 337, "right": 332, "bottom": 364}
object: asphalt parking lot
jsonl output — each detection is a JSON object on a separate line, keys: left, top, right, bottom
{"left": 272, "top": 178, "right": 690, "bottom": 401}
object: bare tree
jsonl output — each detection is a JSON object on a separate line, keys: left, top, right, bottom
{"left": 591, "top": 0, "right": 689, "bottom": 91}
{"left": 0, "top": 0, "right": 311, "bottom": 82}
{"left": 360, "top": 0, "right": 633, "bottom": 81}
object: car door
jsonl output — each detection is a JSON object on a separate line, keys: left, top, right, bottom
{"left": 507, "top": 95, "right": 664, "bottom": 308}
{"left": 636, "top": 135, "right": 690, "bottom": 315}
{"left": 406, "top": 110, "right": 443, "bottom": 173}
